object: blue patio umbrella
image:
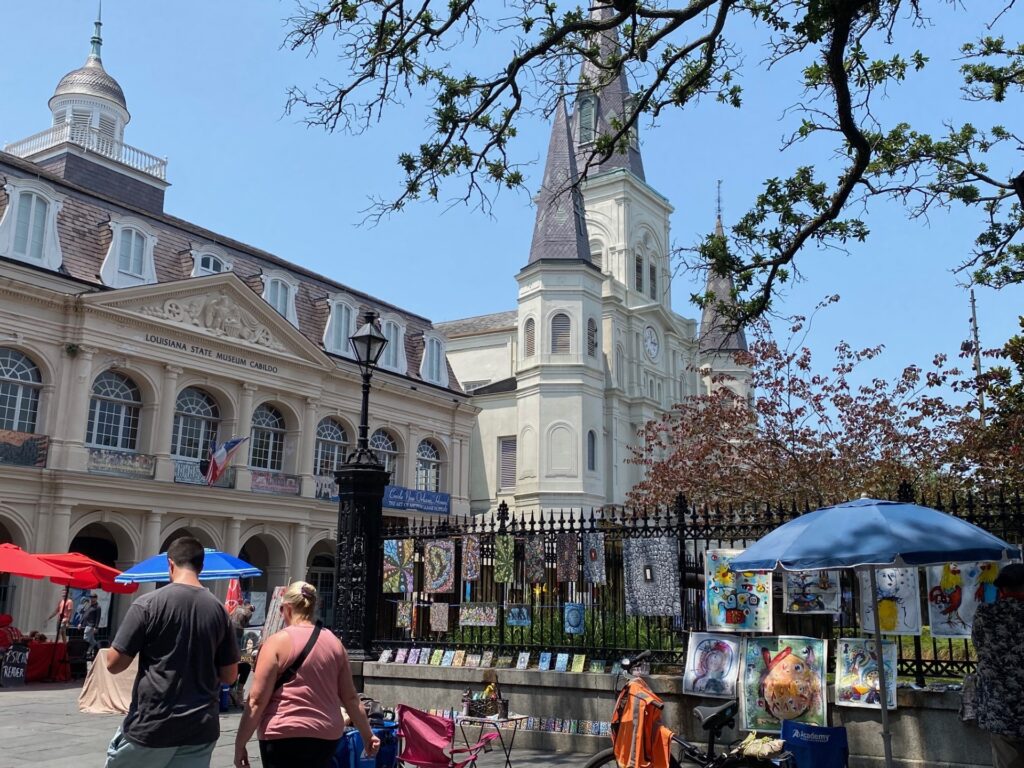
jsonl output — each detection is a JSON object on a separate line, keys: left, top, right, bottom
{"left": 729, "top": 498, "right": 1021, "bottom": 768}
{"left": 114, "top": 548, "right": 262, "bottom": 584}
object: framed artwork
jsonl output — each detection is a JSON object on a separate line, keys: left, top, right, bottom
{"left": 554, "top": 653, "right": 570, "bottom": 672}
{"left": 782, "top": 570, "right": 842, "bottom": 614}
{"left": 396, "top": 600, "right": 413, "bottom": 630}
{"left": 564, "top": 602, "right": 585, "bottom": 634}
{"left": 582, "top": 533, "right": 606, "bottom": 584}
{"left": 505, "top": 604, "right": 532, "bottom": 627}
{"left": 495, "top": 535, "right": 515, "bottom": 583}
{"left": 481, "top": 651, "right": 495, "bottom": 668}
{"left": 424, "top": 540, "right": 455, "bottom": 593}
{"left": 740, "top": 636, "right": 827, "bottom": 733}
{"left": 429, "top": 602, "right": 449, "bottom": 633}
{"left": 682, "top": 632, "right": 741, "bottom": 699}
{"left": 419, "top": 647, "right": 431, "bottom": 665}
{"left": 459, "top": 603, "right": 498, "bottom": 627}
{"left": 835, "top": 637, "right": 897, "bottom": 710}
{"left": 556, "top": 533, "right": 579, "bottom": 582}
{"left": 858, "top": 567, "right": 921, "bottom": 636}
{"left": 538, "top": 652, "right": 552, "bottom": 671}
{"left": 461, "top": 535, "right": 481, "bottom": 581}
{"left": 240, "top": 629, "right": 261, "bottom": 664}
{"left": 407, "top": 648, "right": 421, "bottom": 664}
{"left": 516, "top": 651, "right": 531, "bottom": 670}
{"left": 704, "top": 549, "right": 772, "bottom": 632}
{"left": 525, "top": 536, "right": 546, "bottom": 583}
{"left": 571, "top": 654, "right": 587, "bottom": 673}
{"left": 925, "top": 562, "right": 1001, "bottom": 638}
{"left": 452, "top": 650, "right": 466, "bottom": 667}
{"left": 383, "top": 539, "right": 416, "bottom": 593}
{"left": 623, "top": 537, "right": 682, "bottom": 617}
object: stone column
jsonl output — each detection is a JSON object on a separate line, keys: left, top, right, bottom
{"left": 225, "top": 517, "right": 242, "bottom": 558}
{"left": 25, "top": 504, "right": 73, "bottom": 631}
{"left": 299, "top": 398, "right": 318, "bottom": 497}
{"left": 291, "top": 523, "right": 309, "bottom": 581}
{"left": 233, "top": 383, "right": 256, "bottom": 492}
{"left": 59, "top": 345, "right": 96, "bottom": 471}
{"left": 134, "top": 510, "right": 164, "bottom": 595}
{"left": 153, "top": 365, "right": 182, "bottom": 482}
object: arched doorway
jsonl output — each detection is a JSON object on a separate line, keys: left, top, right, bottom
{"left": 238, "top": 532, "right": 288, "bottom": 626}
{"left": 160, "top": 526, "right": 216, "bottom": 553}
{"left": 68, "top": 521, "right": 137, "bottom": 636}
{"left": 306, "top": 540, "right": 336, "bottom": 627}
{"left": 0, "top": 518, "right": 18, "bottom": 615}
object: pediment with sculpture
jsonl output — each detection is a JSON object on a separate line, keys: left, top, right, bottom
{"left": 137, "top": 291, "right": 286, "bottom": 352}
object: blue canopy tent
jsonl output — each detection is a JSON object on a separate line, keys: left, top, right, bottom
{"left": 114, "top": 548, "right": 262, "bottom": 584}
{"left": 729, "top": 497, "right": 1021, "bottom": 768}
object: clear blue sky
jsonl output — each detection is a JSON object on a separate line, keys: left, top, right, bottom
{"left": 2, "top": 1, "right": 1020, "bottom": 390}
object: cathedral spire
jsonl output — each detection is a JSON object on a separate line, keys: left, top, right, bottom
{"left": 574, "top": 6, "right": 645, "bottom": 181}
{"left": 527, "top": 95, "right": 591, "bottom": 264}
{"left": 89, "top": 2, "right": 103, "bottom": 61}
{"left": 700, "top": 193, "right": 747, "bottom": 354}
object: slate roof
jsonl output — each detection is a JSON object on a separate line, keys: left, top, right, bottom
{"left": 435, "top": 310, "right": 517, "bottom": 339}
{"left": 0, "top": 151, "right": 463, "bottom": 393}
{"left": 53, "top": 58, "right": 127, "bottom": 111}
{"left": 699, "top": 215, "right": 748, "bottom": 354}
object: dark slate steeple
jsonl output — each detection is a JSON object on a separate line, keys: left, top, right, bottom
{"left": 574, "top": 6, "right": 645, "bottom": 181}
{"left": 528, "top": 95, "right": 591, "bottom": 264}
{"left": 700, "top": 202, "right": 748, "bottom": 354}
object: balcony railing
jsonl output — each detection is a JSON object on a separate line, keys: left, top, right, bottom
{"left": 173, "top": 459, "right": 234, "bottom": 489}
{"left": 86, "top": 448, "right": 156, "bottom": 479}
{"left": 4, "top": 123, "right": 168, "bottom": 181}
{"left": 250, "top": 470, "right": 301, "bottom": 496}
{"left": 315, "top": 474, "right": 338, "bottom": 502}
{"left": 0, "top": 430, "right": 48, "bottom": 468}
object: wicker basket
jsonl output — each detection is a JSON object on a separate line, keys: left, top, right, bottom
{"left": 463, "top": 698, "right": 504, "bottom": 717}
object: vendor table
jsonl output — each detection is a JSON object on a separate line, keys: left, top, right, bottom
{"left": 455, "top": 713, "right": 528, "bottom": 768}
{"left": 78, "top": 648, "right": 137, "bottom": 714}
{"left": 26, "top": 642, "right": 69, "bottom": 683}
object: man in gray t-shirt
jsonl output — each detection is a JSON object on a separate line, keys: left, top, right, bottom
{"left": 104, "top": 537, "right": 239, "bottom": 768}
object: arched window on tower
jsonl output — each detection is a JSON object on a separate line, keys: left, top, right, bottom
{"left": 523, "top": 318, "right": 536, "bottom": 358}
{"left": 0, "top": 348, "right": 42, "bottom": 432}
{"left": 587, "top": 430, "right": 597, "bottom": 472}
{"left": 578, "top": 94, "right": 597, "bottom": 144}
{"left": 589, "top": 240, "right": 603, "bottom": 272}
{"left": 587, "top": 318, "right": 598, "bottom": 357}
{"left": 649, "top": 262, "right": 658, "bottom": 300}
{"left": 634, "top": 254, "right": 644, "bottom": 293}
{"left": 551, "top": 313, "right": 571, "bottom": 354}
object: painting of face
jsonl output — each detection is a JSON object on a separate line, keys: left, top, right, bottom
{"left": 683, "top": 633, "right": 741, "bottom": 699}
{"left": 740, "top": 636, "right": 827, "bottom": 732}
{"left": 858, "top": 567, "right": 921, "bottom": 636}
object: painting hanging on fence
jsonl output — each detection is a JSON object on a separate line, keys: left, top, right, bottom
{"left": 429, "top": 602, "right": 449, "bottom": 633}
{"left": 396, "top": 601, "right": 413, "bottom": 630}
{"left": 462, "top": 535, "right": 481, "bottom": 582}
{"left": 556, "top": 533, "right": 579, "bottom": 582}
{"left": 704, "top": 549, "right": 772, "bottom": 632}
{"left": 459, "top": 602, "right": 499, "bottom": 627}
{"left": 682, "top": 633, "right": 741, "bottom": 699}
{"left": 858, "top": 567, "right": 921, "bottom": 635}
{"left": 925, "top": 561, "right": 1000, "bottom": 638}
{"left": 782, "top": 570, "right": 841, "bottom": 614}
{"left": 622, "top": 537, "right": 682, "bottom": 617}
{"left": 383, "top": 539, "right": 415, "bottom": 593}
{"left": 506, "top": 605, "right": 532, "bottom": 627}
{"left": 740, "top": 636, "right": 827, "bottom": 732}
{"left": 424, "top": 540, "right": 455, "bottom": 593}
{"left": 835, "top": 637, "right": 897, "bottom": 709}
{"left": 495, "top": 535, "right": 515, "bottom": 583}
{"left": 525, "top": 536, "right": 546, "bottom": 583}
{"left": 582, "top": 533, "right": 606, "bottom": 585}
{"left": 564, "top": 602, "right": 586, "bottom": 634}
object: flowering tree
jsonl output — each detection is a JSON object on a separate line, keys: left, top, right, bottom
{"left": 629, "top": 300, "right": 966, "bottom": 507}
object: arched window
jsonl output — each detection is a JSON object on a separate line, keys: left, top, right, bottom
{"left": 171, "top": 388, "right": 219, "bottom": 459}
{"left": 589, "top": 240, "right": 603, "bottom": 271}
{"left": 118, "top": 228, "right": 146, "bottom": 277}
{"left": 587, "top": 318, "right": 598, "bottom": 357}
{"left": 13, "top": 192, "right": 48, "bottom": 261}
{"left": 315, "top": 418, "right": 349, "bottom": 475}
{"left": 0, "top": 348, "right": 42, "bottom": 432}
{"left": 615, "top": 344, "right": 625, "bottom": 388}
{"left": 422, "top": 337, "right": 445, "bottom": 384}
{"left": 266, "top": 279, "right": 291, "bottom": 317}
{"left": 551, "top": 313, "right": 571, "bottom": 354}
{"left": 578, "top": 94, "right": 597, "bottom": 144}
{"left": 523, "top": 318, "right": 536, "bottom": 357}
{"left": 415, "top": 439, "right": 442, "bottom": 492}
{"left": 381, "top": 320, "right": 402, "bottom": 370}
{"left": 250, "top": 404, "right": 286, "bottom": 471}
{"left": 86, "top": 371, "right": 141, "bottom": 450}
{"left": 649, "top": 262, "right": 658, "bottom": 300}
{"left": 325, "top": 301, "right": 354, "bottom": 355}
{"left": 634, "top": 254, "right": 644, "bottom": 293}
{"left": 587, "top": 430, "right": 597, "bottom": 472}
{"left": 194, "top": 253, "right": 227, "bottom": 276}
{"left": 370, "top": 428, "right": 399, "bottom": 479}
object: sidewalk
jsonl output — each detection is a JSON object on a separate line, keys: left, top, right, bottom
{"left": 0, "top": 683, "right": 586, "bottom": 767}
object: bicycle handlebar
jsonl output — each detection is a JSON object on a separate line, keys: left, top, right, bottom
{"left": 621, "top": 650, "right": 651, "bottom": 671}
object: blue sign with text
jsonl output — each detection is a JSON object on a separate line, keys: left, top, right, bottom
{"left": 383, "top": 485, "right": 450, "bottom": 515}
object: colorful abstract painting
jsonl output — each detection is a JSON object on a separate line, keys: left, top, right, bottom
{"left": 564, "top": 602, "right": 585, "bottom": 634}
{"left": 682, "top": 632, "right": 741, "bottom": 699}
{"left": 396, "top": 600, "right": 413, "bottom": 630}
{"left": 835, "top": 637, "right": 897, "bottom": 709}
{"left": 623, "top": 537, "right": 682, "bottom": 617}
{"left": 740, "top": 636, "right": 827, "bottom": 733}
{"left": 525, "top": 536, "right": 547, "bottom": 583}
{"left": 556, "top": 533, "right": 579, "bottom": 582}
{"left": 459, "top": 602, "right": 499, "bottom": 627}
{"left": 429, "top": 602, "right": 449, "bottom": 633}
{"left": 858, "top": 567, "right": 921, "bottom": 636}
{"left": 383, "top": 539, "right": 415, "bottom": 593}
{"left": 782, "top": 570, "right": 841, "bottom": 614}
{"left": 495, "top": 535, "right": 515, "bottom": 583}
{"left": 424, "top": 539, "right": 455, "bottom": 593}
{"left": 582, "top": 533, "right": 606, "bottom": 584}
{"left": 704, "top": 549, "right": 773, "bottom": 632}
{"left": 461, "top": 535, "right": 481, "bottom": 582}
{"left": 506, "top": 604, "right": 532, "bottom": 627}
{"left": 926, "top": 561, "right": 1001, "bottom": 638}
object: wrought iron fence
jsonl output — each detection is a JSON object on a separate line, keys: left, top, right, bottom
{"left": 372, "top": 489, "right": 1024, "bottom": 682}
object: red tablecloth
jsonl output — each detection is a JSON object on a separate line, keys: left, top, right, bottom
{"left": 26, "top": 641, "right": 69, "bottom": 682}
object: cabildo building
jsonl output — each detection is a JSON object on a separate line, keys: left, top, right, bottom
{"left": 0, "top": 17, "right": 475, "bottom": 633}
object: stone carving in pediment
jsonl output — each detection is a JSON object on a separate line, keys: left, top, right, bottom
{"left": 137, "top": 292, "right": 287, "bottom": 352}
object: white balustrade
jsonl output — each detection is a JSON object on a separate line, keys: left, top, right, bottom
{"left": 4, "top": 124, "right": 167, "bottom": 181}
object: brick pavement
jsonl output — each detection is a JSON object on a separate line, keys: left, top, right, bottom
{"left": 0, "top": 683, "right": 585, "bottom": 767}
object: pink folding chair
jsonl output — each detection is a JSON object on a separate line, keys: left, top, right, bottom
{"left": 396, "top": 704, "right": 498, "bottom": 768}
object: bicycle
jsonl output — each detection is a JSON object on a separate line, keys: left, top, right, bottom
{"left": 583, "top": 651, "right": 794, "bottom": 768}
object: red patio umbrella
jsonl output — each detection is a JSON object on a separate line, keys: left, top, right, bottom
{"left": 0, "top": 543, "right": 74, "bottom": 580}
{"left": 37, "top": 553, "right": 139, "bottom": 595}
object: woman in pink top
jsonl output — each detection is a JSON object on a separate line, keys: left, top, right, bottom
{"left": 234, "top": 581, "right": 379, "bottom": 768}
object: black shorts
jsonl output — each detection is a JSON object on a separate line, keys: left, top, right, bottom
{"left": 258, "top": 736, "right": 339, "bottom": 768}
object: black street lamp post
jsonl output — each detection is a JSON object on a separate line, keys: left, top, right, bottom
{"left": 333, "top": 310, "right": 390, "bottom": 660}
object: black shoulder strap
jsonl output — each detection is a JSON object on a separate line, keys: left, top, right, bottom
{"left": 273, "top": 622, "right": 323, "bottom": 691}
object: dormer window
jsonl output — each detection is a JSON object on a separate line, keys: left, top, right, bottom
{"left": 192, "top": 252, "right": 230, "bottom": 277}
{"left": 379, "top": 317, "right": 407, "bottom": 373}
{"left": 420, "top": 335, "right": 448, "bottom": 386}
{"left": 99, "top": 215, "right": 158, "bottom": 287}
{"left": 0, "top": 177, "right": 65, "bottom": 271}
{"left": 324, "top": 297, "right": 357, "bottom": 355}
{"left": 261, "top": 270, "right": 299, "bottom": 326}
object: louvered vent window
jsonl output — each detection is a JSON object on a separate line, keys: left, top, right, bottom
{"left": 578, "top": 95, "right": 597, "bottom": 144}
{"left": 587, "top": 319, "right": 598, "bottom": 357}
{"left": 551, "top": 313, "right": 571, "bottom": 354}
{"left": 499, "top": 437, "right": 517, "bottom": 490}
{"left": 98, "top": 114, "right": 116, "bottom": 139}
{"left": 524, "top": 318, "right": 536, "bottom": 357}
{"left": 635, "top": 255, "right": 644, "bottom": 293}
{"left": 649, "top": 263, "right": 658, "bottom": 299}
{"left": 71, "top": 109, "right": 91, "bottom": 142}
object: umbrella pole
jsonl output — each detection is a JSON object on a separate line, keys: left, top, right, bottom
{"left": 48, "top": 584, "right": 69, "bottom": 682}
{"left": 869, "top": 566, "right": 895, "bottom": 768}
